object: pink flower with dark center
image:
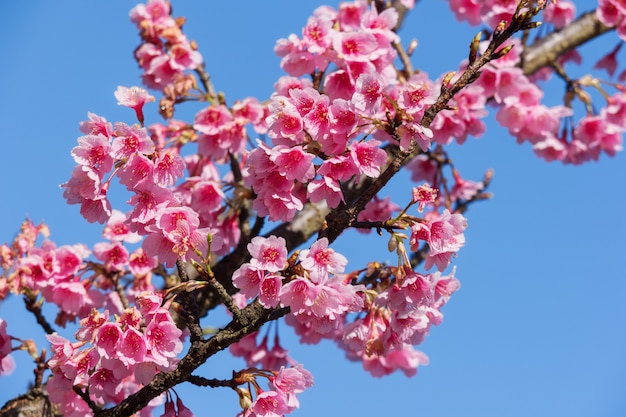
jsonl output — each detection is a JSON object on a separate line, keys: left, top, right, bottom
{"left": 350, "top": 140, "right": 387, "bottom": 178}
{"left": 80, "top": 112, "right": 113, "bottom": 138}
{"left": 144, "top": 311, "right": 183, "bottom": 366}
{"left": 118, "top": 327, "right": 147, "bottom": 366}
{"left": 412, "top": 184, "right": 438, "bottom": 212}
{"left": 153, "top": 149, "right": 185, "bottom": 187}
{"left": 329, "top": 98, "right": 358, "bottom": 134}
{"left": 103, "top": 210, "right": 142, "bottom": 243}
{"left": 118, "top": 153, "right": 155, "bottom": 190}
{"left": 299, "top": 237, "right": 347, "bottom": 275}
{"left": 143, "top": 206, "right": 212, "bottom": 267}
{"left": 352, "top": 73, "right": 383, "bottom": 112}
{"left": 93, "top": 242, "right": 130, "bottom": 271}
{"left": 317, "top": 155, "right": 359, "bottom": 181}
{"left": 111, "top": 123, "right": 155, "bottom": 159}
{"left": 95, "top": 322, "right": 123, "bottom": 359}
{"left": 127, "top": 185, "right": 174, "bottom": 230}
{"left": 190, "top": 179, "right": 225, "bottom": 214}
{"left": 289, "top": 86, "right": 319, "bottom": 116}
{"left": 252, "top": 390, "right": 289, "bottom": 417}
{"left": 89, "top": 367, "right": 122, "bottom": 403}
{"left": 232, "top": 263, "right": 264, "bottom": 299}
{"left": 270, "top": 146, "right": 315, "bottom": 182}
{"left": 114, "top": 86, "right": 155, "bottom": 126}
{"left": 248, "top": 236, "right": 288, "bottom": 273}
{"left": 259, "top": 274, "right": 283, "bottom": 308}
{"left": 267, "top": 97, "right": 304, "bottom": 140}
{"left": 72, "top": 134, "right": 114, "bottom": 175}
{"left": 333, "top": 31, "right": 379, "bottom": 62}
{"left": 193, "top": 105, "right": 232, "bottom": 136}
{"left": 306, "top": 176, "right": 344, "bottom": 208}
{"left": 303, "top": 95, "right": 332, "bottom": 138}
{"left": 302, "top": 16, "right": 333, "bottom": 53}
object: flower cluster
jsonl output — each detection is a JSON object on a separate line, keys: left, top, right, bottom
{"left": 46, "top": 291, "right": 183, "bottom": 416}
{"left": 245, "top": 1, "right": 447, "bottom": 222}
{"left": 130, "top": 0, "right": 203, "bottom": 89}
{"left": 598, "top": 0, "right": 626, "bottom": 41}
{"left": 446, "top": 0, "right": 576, "bottom": 29}
{"left": 236, "top": 364, "right": 314, "bottom": 417}
{"left": 441, "top": 0, "right": 626, "bottom": 164}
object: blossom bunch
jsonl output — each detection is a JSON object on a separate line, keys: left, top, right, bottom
{"left": 245, "top": 1, "right": 449, "bottom": 222}
{"left": 598, "top": 0, "right": 626, "bottom": 41}
{"left": 446, "top": 0, "right": 576, "bottom": 29}
{"left": 45, "top": 291, "right": 182, "bottom": 417}
{"left": 130, "top": 0, "right": 203, "bottom": 89}
{"left": 235, "top": 364, "right": 314, "bottom": 417}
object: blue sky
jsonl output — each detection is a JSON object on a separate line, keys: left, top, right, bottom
{"left": 1, "top": 1, "right": 626, "bottom": 416}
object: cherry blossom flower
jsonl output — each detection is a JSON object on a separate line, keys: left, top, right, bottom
{"left": 0, "top": 319, "right": 14, "bottom": 376}
{"left": 143, "top": 206, "right": 215, "bottom": 267}
{"left": 299, "top": 237, "right": 347, "bottom": 275}
{"left": 114, "top": 86, "right": 156, "bottom": 126}
{"left": 248, "top": 236, "right": 288, "bottom": 273}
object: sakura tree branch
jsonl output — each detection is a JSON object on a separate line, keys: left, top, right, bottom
{"left": 522, "top": 11, "right": 614, "bottom": 76}
{"left": 175, "top": 259, "right": 204, "bottom": 341}
{"left": 95, "top": 301, "right": 289, "bottom": 417}
{"left": 321, "top": 5, "right": 543, "bottom": 245}
{"left": 187, "top": 374, "right": 239, "bottom": 389}
{"left": 195, "top": 63, "right": 218, "bottom": 101}
{"left": 23, "top": 294, "right": 55, "bottom": 335}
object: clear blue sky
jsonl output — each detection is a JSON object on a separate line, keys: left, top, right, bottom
{"left": 1, "top": 1, "right": 625, "bottom": 416}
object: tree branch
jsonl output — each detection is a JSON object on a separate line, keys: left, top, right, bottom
{"left": 522, "top": 11, "right": 614, "bottom": 75}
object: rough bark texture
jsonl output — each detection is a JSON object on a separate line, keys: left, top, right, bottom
{"left": 0, "top": 388, "right": 61, "bottom": 417}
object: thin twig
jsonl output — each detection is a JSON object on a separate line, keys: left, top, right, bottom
{"left": 23, "top": 295, "right": 55, "bottom": 335}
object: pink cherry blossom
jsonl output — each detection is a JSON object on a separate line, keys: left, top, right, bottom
{"left": 153, "top": 149, "right": 186, "bottom": 187}
{"left": 299, "top": 237, "right": 347, "bottom": 275}
{"left": 103, "top": 210, "right": 142, "bottom": 243}
{"left": 259, "top": 274, "right": 283, "bottom": 308}
{"left": 144, "top": 309, "right": 183, "bottom": 366}
{"left": 333, "top": 31, "right": 379, "bottom": 62}
{"left": 0, "top": 319, "right": 14, "bottom": 376}
{"left": 72, "top": 134, "right": 114, "bottom": 175}
{"left": 114, "top": 86, "right": 156, "bottom": 125}
{"left": 232, "top": 263, "right": 264, "bottom": 299}
{"left": 252, "top": 390, "right": 289, "bottom": 417}
{"left": 351, "top": 73, "right": 383, "bottom": 112}
{"left": 118, "top": 153, "right": 155, "bottom": 190}
{"left": 111, "top": 122, "right": 155, "bottom": 159}
{"left": 306, "top": 176, "right": 344, "bottom": 208}
{"left": 143, "top": 206, "right": 214, "bottom": 267}
{"left": 248, "top": 236, "right": 288, "bottom": 273}
{"left": 93, "top": 241, "right": 130, "bottom": 271}
{"left": 270, "top": 146, "right": 315, "bottom": 182}
{"left": 350, "top": 140, "right": 387, "bottom": 177}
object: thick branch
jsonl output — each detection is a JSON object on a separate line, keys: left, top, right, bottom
{"left": 96, "top": 302, "right": 289, "bottom": 417}
{"left": 522, "top": 11, "right": 614, "bottom": 75}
